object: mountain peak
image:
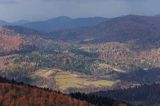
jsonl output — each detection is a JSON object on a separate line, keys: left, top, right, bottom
{"left": 49, "top": 16, "right": 72, "bottom": 21}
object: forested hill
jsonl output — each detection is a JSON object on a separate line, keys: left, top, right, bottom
{"left": 92, "top": 83, "right": 160, "bottom": 106}
{"left": 0, "top": 76, "right": 130, "bottom": 106}
{"left": 0, "top": 76, "right": 91, "bottom": 106}
{"left": 50, "top": 15, "right": 160, "bottom": 44}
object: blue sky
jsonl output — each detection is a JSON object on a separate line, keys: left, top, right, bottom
{"left": 0, "top": 0, "right": 160, "bottom": 21}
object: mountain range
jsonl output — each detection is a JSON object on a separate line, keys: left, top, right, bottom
{"left": 0, "top": 16, "right": 108, "bottom": 32}
{"left": 0, "top": 14, "right": 160, "bottom": 106}
{"left": 0, "top": 20, "right": 29, "bottom": 26}
{"left": 50, "top": 15, "right": 160, "bottom": 45}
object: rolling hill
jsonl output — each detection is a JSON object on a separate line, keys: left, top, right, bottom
{"left": 22, "top": 16, "right": 108, "bottom": 32}
{"left": 0, "top": 76, "right": 130, "bottom": 106}
{"left": 94, "top": 83, "right": 160, "bottom": 106}
{"left": 50, "top": 15, "right": 160, "bottom": 45}
{"left": 0, "top": 76, "right": 92, "bottom": 106}
{"left": 0, "top": 20, "right": 8, "bottom": 26}
{"left": 0, "top": 25, "right": 159, "bottom": 92}
{"left": 0, "top": 17, "right": 108, "bottom": 33}
{"left": 0, "top": 15, "right": 159, "bottom": 94}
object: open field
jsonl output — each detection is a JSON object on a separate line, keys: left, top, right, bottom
{"left": 31, "top": 68, "right": 116, "bottom": 91}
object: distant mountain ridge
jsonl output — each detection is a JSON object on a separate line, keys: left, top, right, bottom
{"left": 22, "top": 16, "right": 108, "bottom": 32}
{"left": 0, "top": 16, "right": 108, "bottom": 32}
{"left": 50, "top": 15, "right": 160, "bottom": 44}
{"left": 0, "top": 20, "right": 8, "bottom": 26}
{"left": 12, "top": 20, "right": 30, "bottom": 25}
{"left": 0, "top": 20, "right": 29, "bottom": 26}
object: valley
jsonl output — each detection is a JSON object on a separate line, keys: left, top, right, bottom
{"left": 1, "top": 0, "right": 160, "bottom": 105}
{"left": 0, "top": 14, "right": 160, "bottom": 105}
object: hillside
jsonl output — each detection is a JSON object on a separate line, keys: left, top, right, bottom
{"left": 21, "top": 16, "right": 108, "bottom": 32}
{"left": 51, "top": 15, "right": 160, "bottom": 46}
{"left": 0, "top": 26, "right": 39, "bottom": 55}
{"left": 93, "top": 83, "right": 160, "bottom": 106}
{"left": 0, "top": 26, "right": 44, "bottom": 36}
{"left": 0, "top": 20, "right": 8, "bottom": 26}
{"left": 0, "top": 76, "right": 130, "bottom": 106}
{"left": 0, "top": 25, "right": 159, "bottom": 93}
{"left": 0, "top": 76, "right": 92, "bottom": 106}
{"left": 0, "top": 20, "right": 29, "bottom": 26}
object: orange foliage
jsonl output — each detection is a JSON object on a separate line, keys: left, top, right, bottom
{"left": 0, "top": 35, "right": 24, "bottom": 53}
{"left": 0, "top": 83, "right": 92, "bottom": 106}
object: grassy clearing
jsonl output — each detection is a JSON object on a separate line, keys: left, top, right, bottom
{"left": 54, "top": 71, "right": 115, "bottom": 90}
{"left": 32, "top": 68, "right": 116, "bottom": 91}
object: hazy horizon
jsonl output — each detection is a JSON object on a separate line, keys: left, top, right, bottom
{"left": 1, "top": 14, "right": 160, "bottom": 23}
{"left": 0, "top": 0, "right": 160, "bottom": 22}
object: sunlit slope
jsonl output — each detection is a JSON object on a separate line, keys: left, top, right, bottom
{"left": 31, "top": 69, "right": 116, "bottom": 91}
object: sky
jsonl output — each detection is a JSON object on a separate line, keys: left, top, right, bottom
{"left": 0, "top": 0, "right": 160, "bottom": 22}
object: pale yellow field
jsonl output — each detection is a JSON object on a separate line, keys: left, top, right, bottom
{"left": 31, "top": 68, "right": 116, "bottom": 91}
{"left": 55, "top": 71, "right": 115, "bottom": 90}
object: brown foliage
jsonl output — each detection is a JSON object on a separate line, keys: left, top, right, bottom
{"left": 0, "top": 35, "right": 24, "bottom": 53}
{"left": 0, "top": 82, "right": 92, "bottom": 106}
